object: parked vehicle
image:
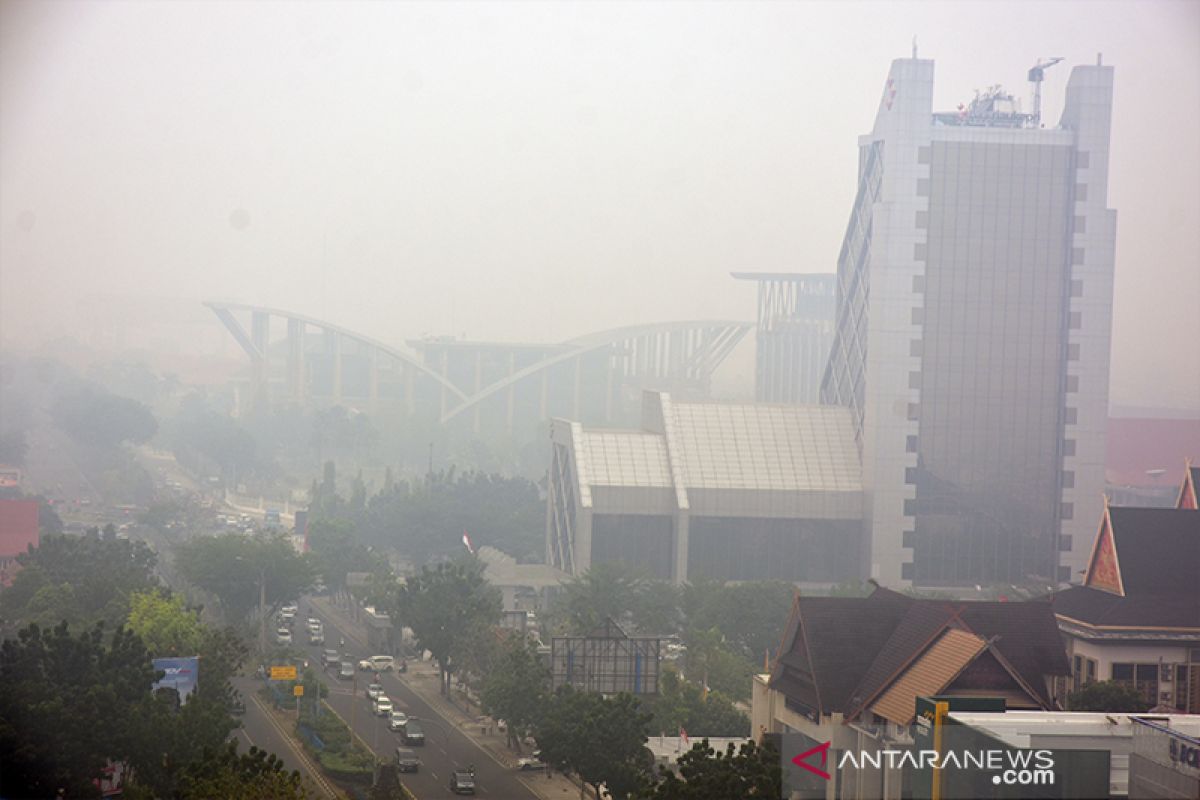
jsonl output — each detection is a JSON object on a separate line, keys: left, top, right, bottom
{"left": 395, "top": 747, "right": 420, "bottom": 773}
{"left": 517, "top": 752, "right": 546, "bottom": 771}
{"left": 358, "top": 655, "right": 395, "bottom": 672}
{"left": 402, "top": 719, "right": 425, "bottom": 746}
{"left": 449, "top": 768, "right": 476, "bottom": 795}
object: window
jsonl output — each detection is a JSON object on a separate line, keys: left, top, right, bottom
{"left": 914, "top": 243, "right": 927, "bottom": 260}
{"left": 1068, "top": 344, "right": 1080, "bottom": 362}
{"left": 910, "top": 339, "right": 923, "bottom": 357}
{"left": 1069, "top": 311, "right": 1082, "bottom": 330}
{"left": 1074, "top": 216, "right": 1087, "bottom": 234}
{"left": 1061, "top": 502, "right": 1074, "bottom": 520}
{"left": 902, "top": 530, "right": 915, "bottom": 549}
{"left": 901, "top": 562, "right": 914, "bottom": 580}
{"left": 1063, "top": 439, "right": 1076, "bottom": 457}
{"left": 916, "top": 178, "right": 930, "bottom": 197}
{"left": 906, "top": 435, "right": 918, "bottom": 453}
{"left": 912, "top": 307, "right": 924, "bottom": 325}
{"left": 912, "top": 275, "right": 925, "bottom": 293}
{"left": 1059, "top": 534, "right": 1073, "bottom": 551}
{"left": 1075, "top": 183, "right": 1089, "bottom": 202}
{"left": 1065, "top": 407, "right": 1078, "bottom": 424}
{"left": 1112, "top": 662, "right": 1161, "bottom": 706}
{"left": 1066, "top": 375, "right": 1080, "bottom": 393}
{"left": 905, "top": 467, "right": 918, "bottom": 485}
{"left": 903, "top": 499, "right": 917, "bottom": 516}
{"left": 1062, "top": 470, "right": 1075, "bottom": 488}
{"left": 1072, "top": 247, "right": 1085, "bottom": 265}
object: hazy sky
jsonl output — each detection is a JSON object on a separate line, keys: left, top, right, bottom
{"left": 1, "top": 0, "right": 1197, "bottom": 410}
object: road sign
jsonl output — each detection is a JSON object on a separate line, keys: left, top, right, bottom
{"left": 270, "top": 666, "right": 297, "bottom": 681}
{"left": 293, "top": 685, "right": 305, "bottom": 697}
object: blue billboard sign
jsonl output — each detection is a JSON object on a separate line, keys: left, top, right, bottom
{"left": 152, "top": 656, "right": 199, "bottom": 704}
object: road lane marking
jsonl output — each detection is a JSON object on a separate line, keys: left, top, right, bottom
{"left": 249, "top": 691, "right": 338, "bottom": 798}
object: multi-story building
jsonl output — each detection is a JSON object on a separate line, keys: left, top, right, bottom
{"left": 732, "top": 272, "right": 836, "bottom": 405}
{"left": 822, "top": 57, "right": 1117, "bottom": 588}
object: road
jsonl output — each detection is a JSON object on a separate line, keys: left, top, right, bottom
{"left": 298, "top": 600, "right": 545, "bottom": 800}
{"left": 230, "top": 675, "right": 339, "bottom": 798}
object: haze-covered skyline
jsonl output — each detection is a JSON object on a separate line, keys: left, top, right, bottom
{"left": 2, "top": 0, "right": 1197, "bottom": 411}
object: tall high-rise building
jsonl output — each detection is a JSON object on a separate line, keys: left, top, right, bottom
{"left": 822, "top": 57, "right": 1116, "bottom": 587}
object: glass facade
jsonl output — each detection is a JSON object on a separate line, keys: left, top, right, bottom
{"left": 912, "top": 141, "right": 1074, "bottom": 584}
{"left": 688, "top": 517, "right": 860, "bottom": 582}
{"left": 591, "top": 514, "right": 673, "bottom": 579}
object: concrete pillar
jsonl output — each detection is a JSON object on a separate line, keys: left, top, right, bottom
{"left": 473, "top": 351, "right": 482, "bottom": 434}
{"left": 331, "top": 333, "right": 343, "bottom": 404}
{"left": 368, "top": 347, "right": 379, "bottom": 414}
{"left": 250, "top": 311, "right": 270, "bottom": 411}
{"left": 673, "top": 511, "right": 689, "bottom": 584}
{"left": 287, "top": 318, "right": 305, "bottom": 402}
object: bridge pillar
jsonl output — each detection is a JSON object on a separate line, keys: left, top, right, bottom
{"left": 287, "top": 318, "right": 306, "bottom": 403}
{"left": 251, "top": 310, "right": 270, "bottom": 411}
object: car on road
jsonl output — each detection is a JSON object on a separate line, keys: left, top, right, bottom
{"left": 373, "top": 696, "right": 393, "bottom": 716}
{"left": 321, "top": 649, "right": 340, "bottom": 666}
{"left": 306, "top": 617, "right": 321, "bottom": 632}
{"left": 359, "top": 655, "right": 395, "bottom": 672}
{"left": 517, "top": 752, "right": 546, "bottom": 771}
{"left": 309, "top": 629, "right": 324, "bottom": 645}
{"left": 401, "top": 719, "right": 425, "bottom": 746}
{"left": 366, "top": 683, "right": 384, "bottom": 700}
{"left": 275, "top": 628, "right": 292, "bottom": 645}
{"left": 280, "top": 602, "right": 298, "bottom": 615}
{"left": 388, "top": 710, "right": 409, "bottom": 731}
{"left": 338, "top": 661, "right": 355, "bottom": 680}
{"left": 449, "top": 768, "right": 476, "bottom": 795}
{"left": 394, "top": 746, "right": 420, "bottom": 773}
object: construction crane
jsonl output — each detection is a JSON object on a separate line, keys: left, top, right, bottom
{"left": 1028, "top": 57, "right": 1064, "bottom": 126}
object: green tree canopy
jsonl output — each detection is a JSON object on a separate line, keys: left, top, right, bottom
{"left": 0, "top": 622, "right": 158, "bottom": 799}
{"left": 1, "top": 534, "right": 159, "bottom": 631}
{"left": 644, "top": 667, "right": 749, "bottom": 738}
{"left": 174, "top": 742, "right": 312, "bottom": 800}
{"left": 535, "top": 687, "right": 653, "bottom": 800}
{"left": 126, "top": 590, "right": 206, "bottom": 657}
{"left": 648, "top": 738, "right": 782, "bottom": 800}
{"left": 51, "top": 386, "right": 157, "bottom": 449}
{"left": 174, "top": 531, "right": 314, "bottom": 626}
{"left": 480, "top": 634, "right": 551, "bottom": 751}
{"left": 394, "top": 557, "right": 501, "bottom": 695}
{"left": 1066, "top": 680, "right": 1153, "bottom": 712}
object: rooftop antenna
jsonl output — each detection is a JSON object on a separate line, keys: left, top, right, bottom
{"left": 1028, "top": 57, "right": 1064, "bottom": 126}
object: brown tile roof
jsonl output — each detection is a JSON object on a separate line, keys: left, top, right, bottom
{"left": 1051, "top": 586, "right": 1200, "bottom": 630}
{"left": 1106, "top": 507, "right": 1200, "bottom": 597}
{"left": 869, "top": 629, "right": 987, "bottom": 725}
{"left": 769, "top": 588, "right": 1068, "bottom": 718}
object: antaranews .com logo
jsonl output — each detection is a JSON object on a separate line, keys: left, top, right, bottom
{"left": 781, "top": 735, "right": 1056, "bottom": 798}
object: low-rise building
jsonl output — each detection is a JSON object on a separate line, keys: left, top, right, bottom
{"left": 752, "top": 586, "right": 1069, "bottom": 799}
{"left": 1049, "top": 467, "right": 1200, "bottom": 713}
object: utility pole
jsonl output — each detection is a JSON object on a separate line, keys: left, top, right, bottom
{"left": 259, "top": 567, "right": 267, "bottom": 656}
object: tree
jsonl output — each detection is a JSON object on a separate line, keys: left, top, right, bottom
{"left": 0, "top": 622, "right": 158, "bottom": 799}
{"left": 174, "top": 742, "right": 312, "bottom": 799}
{"left": 306, "top": 518, "right": 384, "bottom": 596}
{"left": 682, "top": 627, "right": 755, "bottom": 703}
{"left": 0, "top": 429, "right": 28, "bottom": 465}
{"left": 51, "top": 387, "right": 158, "bottom": 449}
{"left": 559, "top": 563, "right": 651, "bottom": 635}
{"left": 174, "top": 532, "right": 315, "bottom": 627}
{"left": 126, "top": 590, "right": 205, "bottom": 657}
{"left": 648, "top": 738, "right": 782, "bottom": 800}
{"left": 644, "top": 667, "right": 749, "bottom": 738}
{"left": 535, "top": 687, "right": 653, "bottom": 800}
{"left": 394, "top": 557, "right": 501, "bottom": 695}
{"left": 1066, "top": 680, "right": 1152, "bottom": 712}
{"left": 480, "top": 635, "right": 551, "bottom": 751}
{"left": 681, "top": 578, "right": 794, "bottom": 664}
{"left": 0, "top": 534, "right": 159, "bottom": 631}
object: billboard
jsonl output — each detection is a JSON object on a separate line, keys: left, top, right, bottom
{"left": 152, "top": 656, "right": 199, "bottom": 704}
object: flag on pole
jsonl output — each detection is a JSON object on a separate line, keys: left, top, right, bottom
{"left": 462, "top": 530, "right": 475, "bottom": 555}
{"left": 679, "top": 726, "right": 689, "bottom": 749}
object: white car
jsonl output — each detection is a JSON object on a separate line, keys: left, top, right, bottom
{"left": 359, "top": 655, "right": 395, "bottom": 672}
{"left": 307, "top": 617, "right": 321, "bottom": 632}
{"left": 366, "top": 683, "right": 384, "bottom": 700}
{"left": 276, "top": 628, "right": 292, "bottom": 644}
{"left": 373, "top": 696, "right": 393, "bottom": 716}
{"left": 388, "top": 710, "right": 409, "bottom": 731}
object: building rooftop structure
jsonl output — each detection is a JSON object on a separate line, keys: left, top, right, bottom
{"left": 547, "top": 392, "right": 863, "bottom": 582}
{"left": 768, "top": 586, "right": 1070, "bottom": 724}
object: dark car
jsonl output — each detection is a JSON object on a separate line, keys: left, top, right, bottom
{"left": 402, "top": 719, "right": 425, "bottom": 746}
{"left": 395, "top": 747, "right": 420, "bottom": 773}
{"left": 449, "top": 768, "right": 475, "bottom": 795}
{"left": 321, "top": 649, "right": 340, "bottom": 666}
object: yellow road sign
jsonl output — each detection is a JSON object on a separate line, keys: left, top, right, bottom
{"left": 293, "top": 685, "right": 305, "bottom": 696}
{"left": 270, "top": 666, "right": 298, "bottom": 681}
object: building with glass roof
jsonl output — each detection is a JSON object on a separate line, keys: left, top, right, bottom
{"left": 546, "top": 391, "right": 863, "bottom": 583}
